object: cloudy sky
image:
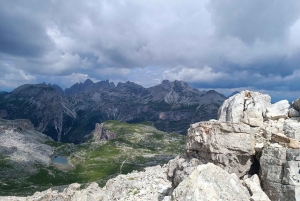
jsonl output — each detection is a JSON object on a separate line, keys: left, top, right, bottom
{"left": 1, "top": 0, "right": 300, "bottom": 101}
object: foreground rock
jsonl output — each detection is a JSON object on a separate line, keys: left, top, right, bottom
{"left": 242, "top": 174, "right": 271, "bottom": 201}
{"left": 260, "top": 147, "right": 300, "bottom": 201}
{"left": 186, "top": 121, "right": 256, "bottom": 177}
{"left": 1, "top": 163, "right": 270, "bottom": 201}
{"left": 0, "top": 165, "right": 171, "bottom": 201}
{"left": 168, "top": 90, "right": 300, "bottom": 200}
{"left": 218, "top": 91, "right": 271, "bottom": 126}
{"left": 171, "top": 163, "right": 251, "bottom": 201}
{"left": 0, "top": 183, "right": 104, "bottom": 201}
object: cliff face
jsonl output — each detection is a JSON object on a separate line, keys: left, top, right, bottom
{"left": 0, "top": 84, "right": 76, "bottom": 141}
{"left": 169, "top": 90, "right": 300, "bottom": 200}
{"left": 0, "top": 80, "right": 225, "bottom": 143}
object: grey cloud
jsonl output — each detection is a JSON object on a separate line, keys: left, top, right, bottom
{"left": 0, "top": 0, "right": 300, "bottom": 101}
{"left": 188, "top": 68, "right": 300, "bottom": 93}
{"left": 0, "top": 1, "right": 53, "bottom": 57}
{"left": 208, "top": 0, "right": 300, "bottom": 43}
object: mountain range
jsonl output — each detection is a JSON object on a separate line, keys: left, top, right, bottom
{"left": 0, "top": 79, "right": 226, "bottom": 143}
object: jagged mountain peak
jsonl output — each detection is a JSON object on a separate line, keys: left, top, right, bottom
{"left": 116, "top": 81, "right": 145, "bottom": 95}
{"left": 65, "top": 79, "right": 114, "bottom": 96}
{"left": 160, "top": 80, "right": 189, "bottom": 90}
{"left": 47, "top": 83, "right": 64, "bottom": 95}
{"left": 202, "top": 90, "right": 226, "bottom": 98}
{"left": 147, "top": 80, "right": 204, "bottom": 104}
{"left": 84, "top": 78, "right": 94, "bottom": 84}
{"left": 117, "top": 81, "right": 139, "bottom": 87}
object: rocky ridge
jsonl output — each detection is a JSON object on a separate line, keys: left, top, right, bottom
{"left": 3, "top": 90, "right": 300, "bottom": 200}
{"left": 0, "top": 80, "right": 226, "bottom": 143}
{"left": 168, "top": 90, "right": 300, "bottom": 200}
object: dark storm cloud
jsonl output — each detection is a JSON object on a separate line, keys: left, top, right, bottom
{"left": 208, "top": 0, "right": 300, "bottom": 43}
{"left": 0, "top": 1, "right": 53, "bottom": 57}
{"left": 1, "top": 0, "right": 300, "bottom": 100}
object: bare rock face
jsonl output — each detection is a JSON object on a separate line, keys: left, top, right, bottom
{"left": 171, "top": 163, "right": 251, "bottom": 201}
{"left": 0, "top": 80, "right": 226, "bottom": 142}
{"left": 89, "top": 123, "right": 118, "bottom": 141}
{"left": 183, "top": 90, "right": 300, "bottom": 200}
{"left": 284, "top": 119, "right": 300, "bottom": 141}
{"left": 260, "top": 147, "right": 300, "bottom": 201}
{"left": 242, "top": 174, "right": 271, "bottom": 201}
{"left": 292, "top": 98, "right": 300, "bottom": 111}
{"left": 218, "top": 90, "right": 271, "bottom": 126}
{"left": 166, "top": 155, "right": 202, "bottom": 188}
{"left": 265, "top": 100, "right": 290, "bottom": 120}
{"left": 102, "top": 165, "right": 171, "bottom": 201}
{"left": 185, "top": 121, "right": 256, "bottom": 177}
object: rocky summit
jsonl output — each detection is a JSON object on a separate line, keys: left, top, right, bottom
{"left": 0, "top": 79, "right": 225, "bottom": 143}
{"left": 3, "top": 90, "right": 300, "bottom": 200}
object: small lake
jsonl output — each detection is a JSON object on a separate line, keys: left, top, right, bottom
{"left": 51, "top": 156, "right": 73, "bottom": 171}
{"left": 52, "top": 156, "right": 68, "bottom": 165}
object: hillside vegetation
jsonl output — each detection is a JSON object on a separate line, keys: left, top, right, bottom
{"left": 0, "top": 120, "right": 185, "bottom": 196}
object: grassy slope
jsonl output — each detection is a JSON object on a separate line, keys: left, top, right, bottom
{"left": 0, "top": 121, "right": 185, "bottom": 196}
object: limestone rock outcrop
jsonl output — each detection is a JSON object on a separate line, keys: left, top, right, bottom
{"left": 177, "top": 90, "right": 300, "bottom": 200}
{"left": 185, "top": 121, "right": 256, "bottom": 177}
{"left": 171, "top": 163, "right": 251, "bottom": 201}
{"left": 166, "top": 155, "right": 201, "bottom": 188}
{"left": 102, "top": 165, "right": 171, "bottom": 201}
{"left": 88, "top": 123, "right": 118, "bottom": 141}
{"left": 242, "top": 174, "right": 271, "bottom": 201}
{"left": 265, "top": 100, "right": 290, "bottom": 120}
{"left": 218, "top": 90, "right": 271, "bottom": 126}
{"left": 0, "top": 165, "right": 171, "bottom": 201}
{"left": 260, "top": 147, "right": 300, "bottom": 201}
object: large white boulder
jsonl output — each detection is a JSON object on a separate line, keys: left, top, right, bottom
{"left": 103, "top": 165, "right": 171, "bottom": 201}
{"left": 265, "top": 100, "right": 290, "bottom": 120}
{"left": 218, "top": 91, "right": 271, "bottom": 127}
{"left": 186, "top": 121, "right": 256, "bottom": 177}
{"left": 242, "top": 174, "right": 271, "bottom": 201}
{"left": 284, "top": 119, "right": 300, "bottom": 141}
{"left": 171, "top": 163, "right": 251, "bottom": 201}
